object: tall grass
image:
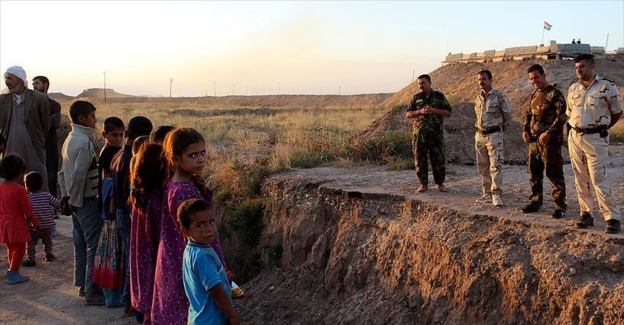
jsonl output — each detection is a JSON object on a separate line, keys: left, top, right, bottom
{"left": 57, "top": 99, "right": 387, "bottom": 282}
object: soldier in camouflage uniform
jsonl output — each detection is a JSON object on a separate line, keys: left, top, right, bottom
{"left": 567, "top": 54, "right": 623, "bottom": 234}
{"left": 474, "top": 70, "right": 513, "bottom": 207}
{"left": 521, "top": 64, "right": 567, "bottom": 219}
{"left": 406, "top": 74, "right": 452, "bottom": 193}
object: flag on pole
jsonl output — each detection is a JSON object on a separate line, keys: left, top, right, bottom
{"left": 544, "top": 21, "right": 552, "bottom": 31}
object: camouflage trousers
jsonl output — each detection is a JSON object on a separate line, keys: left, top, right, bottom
{"left": 527, "top": 142, "right": 566, "bottom": 210}
{"left": 412, "top": 130, "right": 445, "bottom": 185}
{"left": 475, "top": 131, "right": 504, "bottom": 195}
{"left": 568, "top": 130, "right": 621, "bottom": 220}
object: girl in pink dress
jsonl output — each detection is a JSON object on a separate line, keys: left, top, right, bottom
{"left": 0, "top": 155, "right": 39, "bottom": 285}
{"left": 129, "top": 143, "right": 169, "bottom": 324}
{"left": 151, "top": 128, "right": 227, "bottom": 325}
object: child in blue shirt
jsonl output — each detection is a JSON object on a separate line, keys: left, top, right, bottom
{"left": 178, "top": 199, "right": 239, "bottom": 325}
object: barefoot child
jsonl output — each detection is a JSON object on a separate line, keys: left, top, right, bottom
{"left": 21, "top": 171, "right": 63, "bottom": 266}
{"left": 0, "top": 155, "right": 39, "bottom": 284}
{"left": 178, "top": 199, "right": 238, "bottom": 325}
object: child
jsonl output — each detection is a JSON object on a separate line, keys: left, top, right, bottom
{"left": 92, "top": 145, "right": 124, "bottom": 308}
{"left": 178, "top": 199, "right": 238, "bottom": 325}
{"left": 152, "top": 127, "right": 228, "bottom": 324}
{"left": 101, "top": 116, "right": 125, "bottom": 148}
{"left": 0, "top": 155, "right": 39, "bottom": 284}
{"left": 129, "top": 143, "right": 169, "bottom": 324}
{"left": 110, "top": 116, "right": 153, "bottom": 316}
{"left": 149, "top": 125, "right": 175, "bottom": 145}
{"left": 58, "top": 100, "right": 104, "bottom": 305}
{"left": 21, "top": 171, "right": 63, "bottom": 266}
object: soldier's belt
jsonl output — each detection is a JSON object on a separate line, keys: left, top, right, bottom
{"left": 476, "top": 125, "right": 502, "bottom": 135}
{"left": 572, "top": 126, "right": 606, "bottom": 135}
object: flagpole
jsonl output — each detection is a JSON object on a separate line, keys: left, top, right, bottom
{"left": 542, "top": 28, "right": 545, "bottom": 45}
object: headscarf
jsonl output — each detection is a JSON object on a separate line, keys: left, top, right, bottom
{"left": 5, "top": 66, "right": 28, "bottom": 88}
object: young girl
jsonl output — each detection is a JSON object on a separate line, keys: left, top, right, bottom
{"left": 129, "top": 143, "right": 169, "bottom": 324}
{"left": 0, "top": 155, "right": 39, "bottom": 285}
{"left": 93, "top": 145, "right": 124, "bottom": 308}
{"left": 151, "top": 128, "right": 228, "bottom": 325}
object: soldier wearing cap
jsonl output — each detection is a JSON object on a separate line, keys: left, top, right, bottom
{"left": 567, "top": 54, "right": 623, "bottom": 234}
{"left": 521, "top": 64, "right": 567, "bottom": 219}
{"left": 405, "top": 74, "right": 452, "bottom": 193}
{"left": 473, "top": 69, "right": 513, "bottom": 207}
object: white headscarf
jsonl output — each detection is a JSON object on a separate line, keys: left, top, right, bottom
{"left": 5, "top": 66, "right": 28, "bottom": 88}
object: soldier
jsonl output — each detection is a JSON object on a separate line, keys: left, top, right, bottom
{"left": 567, "top": 54, "right": 622, "bottom": 234}
{"left": 521, "top": 64, "right": 567, "bottom": 218}
{"left": 474, "top": 70, "right": 513, "bottom": 207}
{"left": 405, "top": 74, "right": 452, "bottom": 193}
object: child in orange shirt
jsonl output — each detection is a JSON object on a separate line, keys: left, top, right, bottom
{"left": 0, "top": 154, "right": 39, "bottom": 284}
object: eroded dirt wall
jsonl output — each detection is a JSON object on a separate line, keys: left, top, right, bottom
{"left": 237, "top": 172, "right": 624, "bottom": 325}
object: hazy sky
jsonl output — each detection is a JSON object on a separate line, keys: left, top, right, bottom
{"left": 1, "top": 1, "right": 623, "bottom": 97}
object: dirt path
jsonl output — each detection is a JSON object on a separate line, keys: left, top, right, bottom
{"left": 0, "top": 216, "right": 136, "bottom": 325}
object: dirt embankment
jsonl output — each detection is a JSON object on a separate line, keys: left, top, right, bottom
{"left": 237, "top": 151, "right": 624, "bottom": 324}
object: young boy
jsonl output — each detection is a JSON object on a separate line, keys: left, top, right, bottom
{"left": 101, "top": 116, "right": 125, "bottom": 148}
{"left": 110, "top": 116, "right": 152, "bottom": 316}
{"left": 178, "top": 198, "right": 239, "bottom": 325}
{"left": 21, "top": 171, "right": 63, "bottom": 266}
{"left": 58, "top": 100, "right": 104, "bottom": 306}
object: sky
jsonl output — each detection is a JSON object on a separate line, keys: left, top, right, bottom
{"left": 1, "top": 1, "right": 623, "bottom": 97}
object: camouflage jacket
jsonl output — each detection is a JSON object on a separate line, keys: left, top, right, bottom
{"left": 523, "top": 85, "right": 568, "bottom": 139}
{"left": 567, "top": 75, "right": 623, "bottom": 129}
{"left": 407, "top": 90, "right": 452, "bottom": 132}
{"left": 474, "top": 89, "right": 513, "bottom": 131}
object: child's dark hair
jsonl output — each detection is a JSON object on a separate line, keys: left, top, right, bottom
{"left": 150, "top": 125, "right": 175, "bottom": 144}
{"left": 162, "top": 128, "right": 205, "bottom": 168}
{"left": 0, "top": 154, "right": 26, "bottom": 181}
{"left": 69, "top": 100, "right": 96, "bottom": 123}
{"left": 162, "top": 128, "right": 212, "bottom": 201}
{"left": 24, "top": 171, "right": 43, "bottom": 192}
{"left": 103, "top": 116, "right": 125, "bottom": 133}
{"left": 132, "top": 135, "right": 149, "bottom": 155}
{"left": 0, "top": 133, "right": 6, "bottom": 146}
{"left": 129, "top": 143, "right": 169, "bottom": 215}
{"left": 126, "top": 116, "right": 153, "bottom": 141}
{"left": 177, "top": 198, "right": 212, "bottom": 230}
{"left": 99, "top": 145, "right": 121, "bottom": 173}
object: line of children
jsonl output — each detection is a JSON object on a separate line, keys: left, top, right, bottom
{"left": 0, "top": 155, "right": 39, "bottom": 285}
{"left": 110, "top": 116, "right": 153, "bottom": 317}
{"left": 22, "top": 171, "right": 63, "bottom": 266}
{"left": 58, "top": 100, "right": 104, "bottom": 305}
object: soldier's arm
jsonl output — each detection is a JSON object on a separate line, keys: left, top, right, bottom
{"left": 430, "top": 94, "right": 451, "bottom": 117}
{"left": 500, "top": 94, "right": 514, "bottom": 130}
{"left": 406, "top": 96, "right": 421, "bottom": 118}
{"left": 606, "top": 81, "right": 623, "bottom": 128}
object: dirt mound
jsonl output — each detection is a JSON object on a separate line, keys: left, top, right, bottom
{"left": 355, "top": 58, "right": 624, "bottom": 165}
{"left": 76, "top": 88, "right": 136, "bottom": 99}
{"left": 48, "top": 92, "right": 75, "bottom": 101}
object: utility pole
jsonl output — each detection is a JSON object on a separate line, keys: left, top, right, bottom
{"left": 169, "top": 78, "right": 173, "bottom": 100}
{"left": 213, "top": 81, "right": 216, "bottom": 96}
{"left": 233, "top": 84, "right": 235, "bottom": 96}
{"left": 278, "top": 82, "right": 281, "bottom": 95}
{"left": 605, "top": 33, "right": 609, "bottom": 51}
{"left": 412, "top": 69, "right": 415, "bottom": 82}
{"left": 338, "top": 86, "right": 341, "bottom": 95}
{"left": 103, "top": 72, "right": 107, "bottom": 104}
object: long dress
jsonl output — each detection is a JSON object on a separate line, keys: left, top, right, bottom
{"left": 150, "top": 181, "right": 226, "bottom": 325}
{"left": 130, "top": 191, "right": 163, "bottom": 324}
